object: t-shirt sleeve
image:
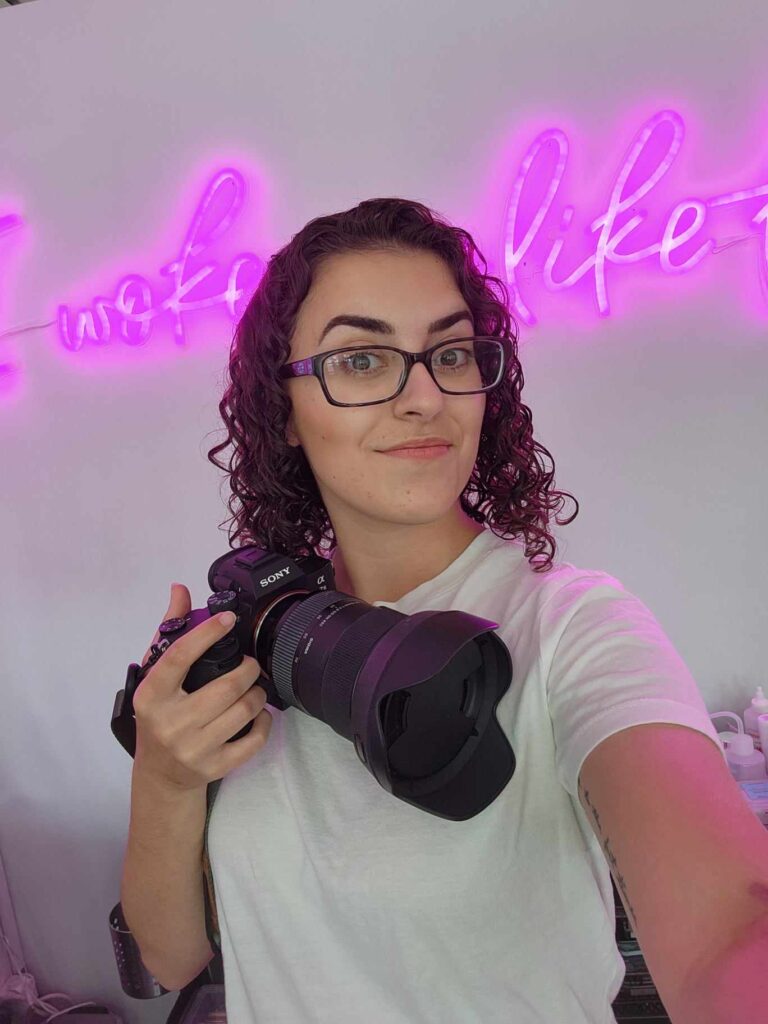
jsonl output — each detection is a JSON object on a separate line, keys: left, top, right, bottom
{"left": 539, "top": 571, "right": 725, "bottom": 801}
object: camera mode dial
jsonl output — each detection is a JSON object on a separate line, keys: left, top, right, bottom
{"left": 159, "top": 617, "right": 187, "bottom": 635}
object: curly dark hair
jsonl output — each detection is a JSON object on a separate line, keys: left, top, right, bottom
{"left": 206, "top": 197, "right": 579, "bottom": 573}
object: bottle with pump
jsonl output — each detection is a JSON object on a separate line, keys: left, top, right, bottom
{"left": 712, "top": 711, "right": 766, "bottom": 781}
{"left": 711, "top": 712, "right": 768, "bottom": 821}
{"left": 722, "top": 732, "right": 768, "bottom": 781}
{"left": 743, "top": 685, "right": 768, "bottom": 753}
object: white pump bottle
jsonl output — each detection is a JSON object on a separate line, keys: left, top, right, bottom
{"left": 743, "top": 685, "right": 768, "bottom": 752}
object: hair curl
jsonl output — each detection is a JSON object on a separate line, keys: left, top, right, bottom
{"left": 207, "top": 197, "right": 579, "bottom": 573}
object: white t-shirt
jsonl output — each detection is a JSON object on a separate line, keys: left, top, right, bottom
{"left": 207, "top": 527, "right": 723, "bottom": 1024}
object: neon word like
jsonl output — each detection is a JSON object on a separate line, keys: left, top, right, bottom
{"left": 504, "top": 109, "right": 768, "bottom": 324}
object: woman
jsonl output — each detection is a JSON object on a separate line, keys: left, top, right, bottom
{"left": 199, "top": 198, "right": 720, "bottom": 1023}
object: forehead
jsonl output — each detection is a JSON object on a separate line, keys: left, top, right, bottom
{"left": 302, "top": 248, "right": 461, "bottom": 315}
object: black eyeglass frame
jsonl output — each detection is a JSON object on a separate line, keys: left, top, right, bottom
{"left": 278, "top": 335, "right": 513, "bottom": 408}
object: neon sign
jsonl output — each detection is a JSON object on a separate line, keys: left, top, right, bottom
{"left": 503, "top": 109, "right": 768, "bottom": 325}
{"left": 57, "top": 169, "right": 264, "bottom": 350}
{"left": 0, "top": 212, "right": 24, "bottom": 381}
{"left": 1, "top": 107, "right": 767, "bottom": 396}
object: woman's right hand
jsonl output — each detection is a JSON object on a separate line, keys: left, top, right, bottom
{"left": 132, "top": 583, "right": 273, "bottom": 792}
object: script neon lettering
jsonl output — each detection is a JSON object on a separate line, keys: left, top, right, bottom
{"left": 504, "top": 109, "right": 768, "bottom": 324}
{"left": 0, "top": 212, "right": 24, "bottom": 381}
{"left": 57, "top": 169, "right": 263, "bottom": 350}
{"left": 3, "top": 106, "right": 768, "bottom": 392}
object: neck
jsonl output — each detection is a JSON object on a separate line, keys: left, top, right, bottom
{"left": 330, "top": 514, "right": 484, "bottom": 604}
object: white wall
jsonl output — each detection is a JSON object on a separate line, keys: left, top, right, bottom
{"left": 1, "top": 0, "right": 766, "bottom": 1018}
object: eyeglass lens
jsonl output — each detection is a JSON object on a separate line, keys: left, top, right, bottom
{"left": 321, "top": 338, "right": 503, "bottom": 406}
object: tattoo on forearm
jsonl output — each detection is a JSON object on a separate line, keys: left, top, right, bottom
{"left": 579, "top": 779, "right": 639, "bottom": 931}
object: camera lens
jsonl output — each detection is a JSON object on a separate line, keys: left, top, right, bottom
{"left": 201, "top": 546, "right": 516, "bottom": 819}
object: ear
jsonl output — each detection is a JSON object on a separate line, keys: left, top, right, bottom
{"left": 285, "top": 412, "right": 300, "bottom": 447}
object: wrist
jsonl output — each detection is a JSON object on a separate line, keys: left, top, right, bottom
{"left": 131, "top": 761, "right": 208, "bottom": 802}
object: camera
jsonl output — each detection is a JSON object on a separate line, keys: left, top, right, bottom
{"left": 112, "top": 544, "right": 516, "bottom": 820}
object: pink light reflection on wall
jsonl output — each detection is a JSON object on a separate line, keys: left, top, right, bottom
{"left": 56, "top": 169, "right": 264, "bottom": 352}
{"left": 503, "top": 109, "right": 768, "bottom": 326}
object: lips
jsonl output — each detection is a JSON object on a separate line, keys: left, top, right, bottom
{"left": 379, "top": 439, "right": 452, "bottom": 452}
{"left": 378, "top": 444, "right": 452, "bottom": 460}
{"left": 389, "top": 444, "right": 450, "bottom": 452}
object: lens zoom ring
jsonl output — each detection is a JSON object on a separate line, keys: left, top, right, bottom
{"left": 270, "top": 591, "right": 349, "bottom": 709}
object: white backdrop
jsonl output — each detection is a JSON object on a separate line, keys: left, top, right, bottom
{"left": 1, "top": 0, "right": 767, "bottom": 1019}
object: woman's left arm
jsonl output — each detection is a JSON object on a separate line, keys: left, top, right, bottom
{"left": 578, "top": 722, "right": 768, "bottom": 1024}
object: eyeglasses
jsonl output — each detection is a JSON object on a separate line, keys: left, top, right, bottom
{"left": 278, "top": 336, "right": 512, "bottom": 408}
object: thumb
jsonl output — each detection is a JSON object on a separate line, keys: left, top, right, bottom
{"left": 166, "top": 581, "right": 192, "bottom": 620}
{"left": 141, "top": 583, "right": 192, "bottom": 668}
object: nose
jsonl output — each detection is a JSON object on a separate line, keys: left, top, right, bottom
{"left": 403, "top": 360, "right": 440, "bottom": 393}
{"left": 393, "top": 359, "right": 445, "bottom": 410}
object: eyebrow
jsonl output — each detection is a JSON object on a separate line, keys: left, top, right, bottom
{"left": 317, "top": 309, "right": 475, "bottom": 347}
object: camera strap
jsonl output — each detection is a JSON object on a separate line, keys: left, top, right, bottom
{"left": 202, "top": 778, "right": 223, "bottom": 955}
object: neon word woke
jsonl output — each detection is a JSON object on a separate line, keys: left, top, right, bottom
{"left": 57, "top": 169, "right": 263, "bottom": 350}
{"left": 503, "top": 108, "right": 768, "bottom": 325}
